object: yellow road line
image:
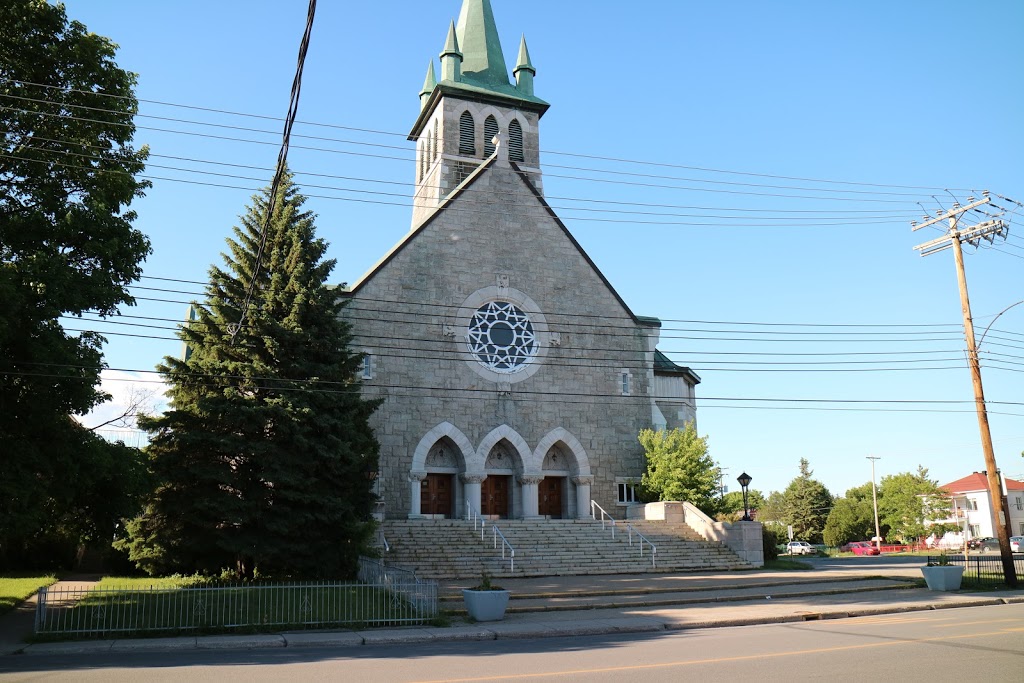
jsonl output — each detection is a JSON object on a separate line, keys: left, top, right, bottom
{"left": 411, "top": 628, "right": 1024, "bottom": 683}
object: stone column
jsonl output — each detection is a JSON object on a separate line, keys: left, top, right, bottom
{"left": 408, "top": 471, "right": 427, "bottom": 519}
{"left": 572, "top": 476, "right": 595, "bottom": 520}
{"left": 519, "top": 475, "right": 544, "bottom": 520}
{"left": 461, "top": 473, "right": 485, "bottom": 518}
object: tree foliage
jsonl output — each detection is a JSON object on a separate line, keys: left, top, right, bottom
{"left": 823, "top": 483, "right": 877, "bottom": 547}
{"left": 120, "top": 175, "right": 380, "bottom": 579}
{"left": 0, "top": 0, "right": 151, "bottom": 564}
{"left": 878, "top": 466, "right": 948, "bottom": 540}
{"left": 780, "top": 459, "right": 833, "bottom": 543}
{"left": 718, "top": 489, "right": 765, "bottom": 521}
{"left": 639, "top": 423, "right": 719, "bottom": 515}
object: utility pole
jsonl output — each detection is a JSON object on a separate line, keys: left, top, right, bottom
{"left": 912, "top": 193, "right": 1016, "bottom": 587}
{"left": 867, "top": 456, "right": 882, "bottom": 553}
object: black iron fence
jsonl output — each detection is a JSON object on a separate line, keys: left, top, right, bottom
{"left": 928, "top": 553, "right": 1024, "bottom": 587}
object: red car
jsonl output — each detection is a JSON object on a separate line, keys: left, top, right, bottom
{"left": 846, "top": 541, "right": 880, "bottom": 556}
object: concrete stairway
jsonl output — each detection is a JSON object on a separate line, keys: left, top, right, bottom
{"left": 378, "top": 518, "right": 750, "bottom": 579}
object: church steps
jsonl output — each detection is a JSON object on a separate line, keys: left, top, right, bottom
{"left": 378, "top": 518, "right": 750, "bottom": 578}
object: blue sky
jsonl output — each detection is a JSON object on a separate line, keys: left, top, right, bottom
{"left": 59, "top": 0, "right": 1023, "bottom": 498}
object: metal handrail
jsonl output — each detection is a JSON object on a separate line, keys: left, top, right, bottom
{"left": 465, "top": 501, "right": 516, "bottom": 572}
{"left": 626, "top": 523, "right": 657, "bottom": 568}
{"left": 492, "top": 525, "right": 515, "bottom": 572}
{"left": 591, "top": 500, "right": 617, "bottom": 538}
{"left": 590, "top": 500, "right": 657, "bottom": 568}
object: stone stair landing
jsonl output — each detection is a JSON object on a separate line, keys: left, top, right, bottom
{"left": 378, "top": 518, "right": 750, "bottom": 579}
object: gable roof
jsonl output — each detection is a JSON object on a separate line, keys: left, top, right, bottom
{"left": 941, "top": 472, "right": 1024, "bottom": 493}
{"left": 342, "top": 158, "right": 657, "bottom": 329}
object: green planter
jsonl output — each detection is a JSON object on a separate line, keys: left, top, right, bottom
{"left": 921, "top": 565, "right": 964, "bottom": 591}
{"left": 462, "top": 589, "right": 510, "bottom": 621}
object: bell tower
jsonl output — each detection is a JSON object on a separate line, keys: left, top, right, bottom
{"left": 408, "top": 0, "right": 550, "bottom": 230}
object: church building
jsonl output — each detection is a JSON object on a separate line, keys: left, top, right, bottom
{"left": 341, "top": 0, "right": 700, "bottom": 521}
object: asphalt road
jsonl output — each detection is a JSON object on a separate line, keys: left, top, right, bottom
{"left": 2, "top": 602, "right": 1021, "bottom": 682}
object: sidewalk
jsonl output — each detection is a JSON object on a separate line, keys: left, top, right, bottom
{"left": 0, "top": 575, "right": 99, "bottom": 657}
{"left": 6, "top": 570, "right": 1023, "bottom": 656}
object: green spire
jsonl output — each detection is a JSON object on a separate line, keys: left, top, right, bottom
{"left": 420, "top": 61, "right": 437, "bottom": 107}
{"left": 513, "top": 34, "right": 535, "bottom": 96}
{"left": 439, "top": 20, "right": 462, "bottom": 82}
{"left": 455, "top": 0, "right": 509, "bottom": 87}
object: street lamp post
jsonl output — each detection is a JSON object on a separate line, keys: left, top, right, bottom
{"left": 737, "top": 472, "right": 753, "bottom": 521}
{"left": 867, "top": 456, "right": 881, "bottom": 553}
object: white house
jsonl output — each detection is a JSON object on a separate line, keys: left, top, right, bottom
{"left": 930, "top": 472, "right": 1024, "bottom": 542}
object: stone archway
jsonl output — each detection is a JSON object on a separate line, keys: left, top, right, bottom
{"left": 408, "top": 422, "right": 475, "bottom": 519}
{"left": 533, "top": 428, "right": 593, "bottom": 519}
{"left": 476, "top": 425, "right": 531, "bottom": 519}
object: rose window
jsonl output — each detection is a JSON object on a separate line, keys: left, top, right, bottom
{"left": 467, "top": 301, "right": 537, "bottom": 373}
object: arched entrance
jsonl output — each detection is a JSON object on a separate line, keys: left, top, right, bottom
{"left": 421, "top": 437, "right": 460, "bottom": 517}
{"left": 482, "top": 439, "right": 517, "bottom": 518}
{"left": 533, "top": 428, "right": 593, "bottom": 519}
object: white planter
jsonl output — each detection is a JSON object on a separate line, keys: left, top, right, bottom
{"left": 921, "top": 565, "right": 964, "bottom": 591}
{"left": 462, "top": 589, "right": 510, "bottom": 621}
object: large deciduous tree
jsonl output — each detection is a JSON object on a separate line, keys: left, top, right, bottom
{"left": 823, "top": 483, "right": 878, "bottom": 547}
{"left": 639, "top": 423, "right": 719, "bottom": 515}
{"left": 120, "top": 175, "right": 380, "bottom": 579}
{"left": 878, "top": 466, "right": 949, "bottom": 541}
{"left": 781, "top": 459, "right": 833, "bottom": 543}
{"left": 0, "top": 0, "right": 151, "bottom": 565}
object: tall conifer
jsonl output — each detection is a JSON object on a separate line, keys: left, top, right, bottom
{"left": 126, "top": 175, "right": 380, "bottom": 578}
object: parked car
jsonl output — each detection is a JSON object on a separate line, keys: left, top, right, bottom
{"left": 786, "top": 541, "right": 816, "bottom": 556}
{"left": 976, "top": 537, "right": 1023, "bottom": 554}
{"left": 967, "top": 537, "right": 993, "bottom": 550}
{"left": 847, "top": 541, "right": 880, "bottom": 556}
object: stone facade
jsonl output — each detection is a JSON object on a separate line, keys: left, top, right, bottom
{"left": 340, "top": 0, "right": 699, "bottom": 521}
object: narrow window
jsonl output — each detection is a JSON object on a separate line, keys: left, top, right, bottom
{"left": 616, "top": 481, "right": 637, "bottom": 505}
{"left": 360, "top": 354, "right": 374, "bottom": 380}
{"left": 433, "top": 119, "right": 440, "bottom": 160}
{"left": 620, "top": 370, "right": 631, "bottom": 396}
{"left": 418, "top": 139, "right": 425, "bottom": 182}
{"left": 483, "top": 115, "right": 499, "bottom": 157}
{"left": 508, "top": 119, "right": 524, "bottom": 162}
{"left": 458, "top": 111, "right": 475, "bottom": 155}
{"left": 1016, "top": 496, "right": 1022, "bottom": 511}
{"left": 427, "top": 133, "right": 433, "bottom": 170}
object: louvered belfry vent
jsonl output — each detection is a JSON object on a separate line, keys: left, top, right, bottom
{"left": 483, "top": 116, "right": 499, "bottom": 157}
{"left": 458, "top": 111, "right": 475, "bottom": 155}
{"left": 508, "top": 119, "right": 524, "bottom": 162}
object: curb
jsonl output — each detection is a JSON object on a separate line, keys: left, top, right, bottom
{"left": 14, "top": 593, "right": 1019, "bottom": 656}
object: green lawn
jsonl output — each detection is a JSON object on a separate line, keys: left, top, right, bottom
{"left": 37, "top": 581, "right": 433, "bottom": 637}
{"left": 0, "top": 575, "right": 58, "bottom": 615}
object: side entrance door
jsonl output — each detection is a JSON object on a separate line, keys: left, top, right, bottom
{"left": 481, "top": 475, "right": 510, "bottom": 518}
{"left": 421, "top": 473, "right": 453, "bottom": 517}
{"left": 539, "top": 477, "right": 564, "bottom": 518}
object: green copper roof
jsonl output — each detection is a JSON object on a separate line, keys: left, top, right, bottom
{"left": 456, "top": 0, "right": 509, "bottom": 87}
{"left": 515, "top": 34, "right": 534, "bottom": 74}
{"left": 420, "top": 61, "right": 437, "bottom": 97}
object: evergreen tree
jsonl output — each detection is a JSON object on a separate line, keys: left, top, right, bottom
{"left": 639, "top": 423, "right": 719, "bottom": 515}
{"left": 122, "top": 175, "right": 380, "bottom": 578}
{"left": 781, "top": 459, "right": 833, "bottom": 543}
{"left": 0, "top": 0, "right": 151, "bottom": 565}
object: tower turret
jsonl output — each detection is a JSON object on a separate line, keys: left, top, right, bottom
{"left": 420, "top": 62, "right": 437, "bottom": 109}
{"left": 439, "top": 21, "right": 462, "bottom": 83}
{"left": 513, "top": 35, "right": 535, "bottom": 96}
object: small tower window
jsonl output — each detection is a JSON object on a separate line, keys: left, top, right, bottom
{"left": 508, "top": 119, "right": 524, "bottom": 162}
{"left": 418, "top": 139, "right": 425, "bottom": 182}
{"left": 483, "top": 115, "right": 499, "bottom": 157}
{"left": 458, "top": 111, "right": 475, "bottom": 155}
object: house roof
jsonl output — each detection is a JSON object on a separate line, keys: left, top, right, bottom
{"left": 654, "top": 349, "right": 702, "bottom": 385}
{"left": 941, "top": 472, "right": 1024, "bottom": 494}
